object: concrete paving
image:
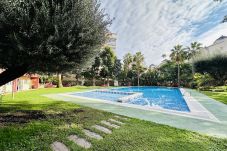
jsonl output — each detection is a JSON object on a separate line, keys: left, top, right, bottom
{"left": 44, "top": 89, "right": 227, "bottom": 138}
{"left": 92, "top": 125, "right": 112, "bottom": 134}
{"left": 51, "top": 142, "right": 69, "bottom": 151}
{"left": 101, "top": 120, "right": 120, "bottom": 128}
{"left": 109, "top": 119, "right": 124, "bottom": 125}
{"left": 68, "top": 135, "right": 91, "bottom": 149}
{"left": 83, "top": 129, "right": 103, "bottom": 140}
{"left": 114, "top": 115, "right": 129, "bottom": 121}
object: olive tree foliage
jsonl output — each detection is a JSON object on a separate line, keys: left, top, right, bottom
{"left": 0, "top": 0, "right": 110, "bottom": 86}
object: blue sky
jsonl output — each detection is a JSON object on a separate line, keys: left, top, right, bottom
{"left": 100, "top": 0, "right": 227, "bottom": 65}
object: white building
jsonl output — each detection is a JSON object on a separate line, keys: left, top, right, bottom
{"left": 0, "top": 69, "right": 34, "bottom": 93}
{"left": 201, "top": 35, "right": 227, "bottom": 52}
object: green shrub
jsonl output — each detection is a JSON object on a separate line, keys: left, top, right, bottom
{"left": 194, "top": 73, "right": 215, "bottom": 88}
{"left": 192, "top": 50, "right": 227, "bottom": 85}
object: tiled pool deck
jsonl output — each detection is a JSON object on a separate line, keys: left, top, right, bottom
{"left": 44, "top": 89, "right": 227, "bottom": 138}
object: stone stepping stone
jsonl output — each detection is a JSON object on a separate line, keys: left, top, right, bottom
{"left": 51, "top": 141, "right": 69, "bottom": 151}
{"left": 114, "top": 115, "right": 129, "bottom": 120}
{"left": 109, "top": 119, "right": 125, "bottom": 125}
{"left": 68, "top": 135, "right": 92, "bottom": 149}
{"left": 92, "top": 125, "right": 112, "bottom": 134}
{"left": 83, "top": 129, "right": 103, "bottom": 140}
{"left": 101, "top": 120, "right": 120, "bottom": 129}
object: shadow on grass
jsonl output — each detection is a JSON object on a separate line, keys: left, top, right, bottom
{"left": 0, "top": 100, "right": 84, "bottom": 126}
{"left": 0, "top": 110, "right": 47, "bottom": 124}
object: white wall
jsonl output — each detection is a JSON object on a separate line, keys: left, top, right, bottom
{"left": 201, "top": 38, "right": 227, "bottom": 52}
{"left": 18, "top": 79, "right": 31, "bottom": 91}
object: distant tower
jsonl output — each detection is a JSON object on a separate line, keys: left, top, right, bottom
{"left": 105, "top": 33, "right": 117, "bottom": 51}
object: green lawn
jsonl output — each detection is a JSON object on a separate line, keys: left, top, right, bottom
{"left": 0, "top": 87, "right": 227, "bottom": 151}
{"left": 202, "top": 91, "right": 227, "bottom": 105}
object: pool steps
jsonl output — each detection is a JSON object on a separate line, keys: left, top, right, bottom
{"left": 94, "top": 90, "right": 142, "bottom": 103}
{"left": 117, "top": 93, "right": 143, "bottom": 103}
{"left": 95, "top": 90, "right": 134, "bottom": 95}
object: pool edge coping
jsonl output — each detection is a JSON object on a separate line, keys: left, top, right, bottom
{"left": 58, "top": 88, "right": 220, "bottom": 123}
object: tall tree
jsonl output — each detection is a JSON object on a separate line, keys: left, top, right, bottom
{"left": 91, "top": 57, "right": 101, "bottom": 86}
{"left": 0, "top": 0, "right": 110, "bottom": 86}
{"left": 82, "top": 56, "right": 101, "bottom": 86}
{"left": 100, "top": 47, "right": 115, "bottom": 86}
{"left": 170, "top": 45, "right": 187, "bottom": 87}
{"left": 187, "top": 42, "right": 202, "bottom": 60}
{"left": 186, "top": 42, "right": 202, "bottom": 76}
{"left": 113, "top": 58, "right": 122, "bottom": 81}
{"left": 123, "top": 53, "right": 133, "bottom": 84}
{"left": 192, "top": 51, "right": 227, "bottom": 85}
{"left": 133, "top": 52, "right": 145, "bottom": 86}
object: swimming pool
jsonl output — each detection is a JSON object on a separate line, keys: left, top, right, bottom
{"left": 73, "top": 91, "right": 128, "bottom": 102}
{"left": 72, "top": 87, "right": 190, "bottom": 112}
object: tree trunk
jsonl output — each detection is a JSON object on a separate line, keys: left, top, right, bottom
{"left": 0, "top": 67, "right": 28, "bottom": 87}
{"left": 92, "top": 77, "right": 96, "bottom": 86}
{"left": 57, "top": 73, "right": 63, "bottom": 88}
{"left": 178, "top": 63, "right": 180, "bottom": 87}
{"left": 107, "top": 77, "right": 110, "bottom": 87}
{"left": 137, "top": 72, "right": 140, "bottom": 86}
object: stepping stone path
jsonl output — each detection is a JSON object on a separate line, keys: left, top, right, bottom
{"left": 51, "top": 116, "right": 128, "bottom": 150}
{"left": 101, "top": 120, "right": 120, "bottom": 129}
{"left": 92, "top": 125, "right": 112, "bottom": 134}
{"left": 68, "top": 135, "right": 92, "bottom": 149}
{"left": 51, "top": 141, "right": 69, "bottom": 151}
{"left": 83, "top": 129, "right": 103, "bottom": 140}
{"left": 109, "top": 119, "right": 125, "bottom": 125}
{"left": 114, "top": 115, "right": 129, "bottom": 121}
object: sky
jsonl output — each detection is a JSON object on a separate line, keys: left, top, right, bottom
{"left": 100, "top": 0, "right": 227, "bottom": 65}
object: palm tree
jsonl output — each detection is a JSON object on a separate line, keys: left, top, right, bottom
{"left": 123, "top": 53, "right": 133, "bottom": 84}
{"left": 187, "top": 42, "right": 202, "bottom": 76}
{"left": 133, "top": 52, "right": 145, "bottom": 86}
{"left": 187, "top": 42, "right": 202, "bottom": 60}
{"left": 170, "top": 45, "right": 187, "bottom": 87}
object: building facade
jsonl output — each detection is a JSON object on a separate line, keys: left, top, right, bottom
{"left": 200, "top": 35, "right": 227, "bottom": 52}
{"left": 0, "top": 70, "right": 39, "bottom": 93}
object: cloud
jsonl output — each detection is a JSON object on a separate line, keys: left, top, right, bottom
{"left": 100, "top": 0, "right": 227, "bottom": 65}
{"left": 197, "top": 23, "right": 227, "bottom": 47}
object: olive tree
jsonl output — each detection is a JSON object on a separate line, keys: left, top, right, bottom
{"left": 0, "top": 0, "right": 110, "bottom": 86}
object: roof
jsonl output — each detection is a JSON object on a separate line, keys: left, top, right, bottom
{"left": 213, "top": 35, "right": 227, "bottom": 44}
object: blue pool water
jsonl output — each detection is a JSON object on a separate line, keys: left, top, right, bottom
{"left": 73, "top": 91, "right": 128, "bottom": 102}
{"left": 72, "top": 87, "right": 190, "bottom": 112}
